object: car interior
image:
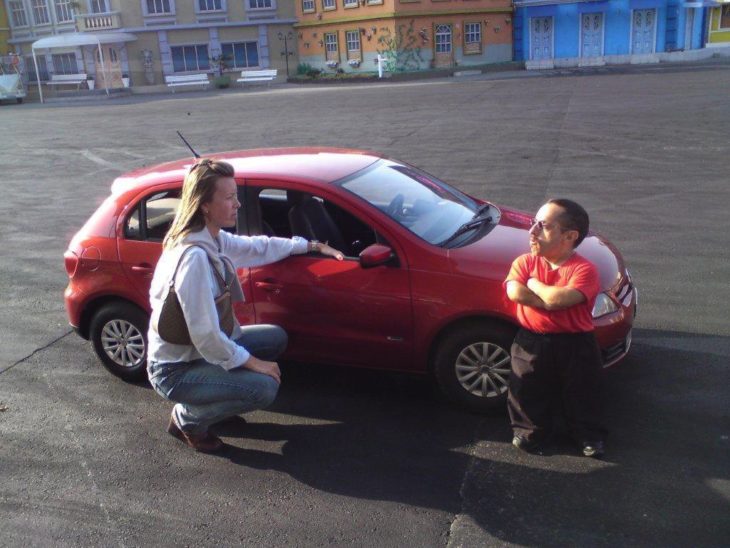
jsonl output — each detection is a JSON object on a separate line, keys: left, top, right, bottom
{"left": 255, "top": 188, "right": 382, "bottom": 258}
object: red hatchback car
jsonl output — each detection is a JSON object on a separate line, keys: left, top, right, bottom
{"left": 64, "top": 148, "right": 636, "bottom": 411}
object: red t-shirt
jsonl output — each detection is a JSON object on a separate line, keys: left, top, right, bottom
{"left": 504, "top": 253, "right": 600, "bottom": 334}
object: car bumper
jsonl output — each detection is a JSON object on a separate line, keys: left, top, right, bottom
{"left": 595, "top": 286, "right": 638, "bottom": 368}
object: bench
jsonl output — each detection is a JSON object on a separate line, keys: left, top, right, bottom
{"left": 164, "top": 73, "right": 210, "bottom": 92}
{"left": 45, "top": 73, "right": 88, "bottom": 91}
{"left": 237, "top": 69, "right": 277, "bottom": 87}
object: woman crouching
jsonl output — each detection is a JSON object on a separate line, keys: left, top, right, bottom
{"left": 147, "top": 158, "right": 343, "bottom": 452}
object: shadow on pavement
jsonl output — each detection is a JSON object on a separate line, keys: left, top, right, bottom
{"left": 196, "top": 327, "right": 730, "bottom": 546}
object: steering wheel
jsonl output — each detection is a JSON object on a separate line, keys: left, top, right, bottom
{"left": 386, "top": 193, "right": 404, "bottom": 218}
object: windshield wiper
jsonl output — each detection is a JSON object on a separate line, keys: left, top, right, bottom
{"left": 439, "top": 215, "right": 492, "bottom": 247}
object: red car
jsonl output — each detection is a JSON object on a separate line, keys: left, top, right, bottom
{"left": 64, "top": 148, "right": 636, "bottom": 411}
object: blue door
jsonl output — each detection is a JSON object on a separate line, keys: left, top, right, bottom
{"left": 530, "top": 17, "right": 553, "bottom": 60}
{"left": 631, "top": 9, "right": 656, "bottom": 54}
{"left": 581, "top": 13, "right": 603, "bottom": 57}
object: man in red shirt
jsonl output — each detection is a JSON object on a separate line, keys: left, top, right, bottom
{"left": 505, "top": 199, "right": 606, "bottom": 458}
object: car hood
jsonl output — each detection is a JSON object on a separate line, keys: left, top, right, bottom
{"left": 449, "top": 205, "right": 625, "bottom": 292}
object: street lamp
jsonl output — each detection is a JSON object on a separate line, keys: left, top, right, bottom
{"left": 278, "top": 31, "right": 295, "bottom": 77}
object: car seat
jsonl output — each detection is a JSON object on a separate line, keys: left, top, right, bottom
{"left": 288, "top": 195, "right": 347, "bottom": 254}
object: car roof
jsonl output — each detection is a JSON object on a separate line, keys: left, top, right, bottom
{"left": 111, "top": 147, "right": 383, "bottom": 195}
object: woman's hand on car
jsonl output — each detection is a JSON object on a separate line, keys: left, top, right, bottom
{"left": 243, "top": 355, "right": 281, "bottom": 384}
{"left": 319, "top": 242, "right": 344, "bottom": 261}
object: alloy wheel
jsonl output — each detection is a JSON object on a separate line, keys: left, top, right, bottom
{"left": 454, "top": 342, "right": 511, "bottom": 398}
{"left": 100, "top": 319, "right": 146, "bottom": 369}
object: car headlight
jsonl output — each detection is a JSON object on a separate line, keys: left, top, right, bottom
{"left": 592, "top": 292, "right": 618, "bottom": 318}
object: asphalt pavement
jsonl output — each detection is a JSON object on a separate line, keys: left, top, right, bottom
{"left": 0, "top": 60, "right": 729, "bottom": 547}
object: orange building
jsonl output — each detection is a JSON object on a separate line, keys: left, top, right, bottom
{"left": 294, "top": 0, "right": 513, "bottom": 73}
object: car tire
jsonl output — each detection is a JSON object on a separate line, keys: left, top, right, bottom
{"left": 90, "top": 302, "right": 149, "bottom": 381}
{"left": 432, "top": 321, "right": 517, "bottom": 412}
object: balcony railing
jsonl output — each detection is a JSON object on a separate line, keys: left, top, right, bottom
{"left": 76, "top": 12, "right": 122, "bottom": 32}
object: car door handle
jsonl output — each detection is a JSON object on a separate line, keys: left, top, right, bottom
{"left": 255, "top": 281, "right": 284, "bottom": 293}
{"left": 131, "top": 264, "right": 154, "bottom": 274}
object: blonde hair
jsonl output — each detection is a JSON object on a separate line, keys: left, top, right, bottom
{"left": 163, "top": 158, "right": 235, "bottom": 249}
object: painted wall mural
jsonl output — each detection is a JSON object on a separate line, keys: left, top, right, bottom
{"left": 376, "top": 19, "right": 426, "bottom": 72}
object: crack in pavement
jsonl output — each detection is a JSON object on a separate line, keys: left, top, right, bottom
{"left": 0, "top": 330, "right": 73, "bottom": 375}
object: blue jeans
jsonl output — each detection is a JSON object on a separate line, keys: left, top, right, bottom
{"left": 147, "top": 325, "right": 286, "bottom": 434}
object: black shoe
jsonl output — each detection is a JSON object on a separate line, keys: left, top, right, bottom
{"left": 581, "top": 440, "right": 605, "bottom": 458}
{"left": 512, "top": 435, "right": 541, "bottom": 454}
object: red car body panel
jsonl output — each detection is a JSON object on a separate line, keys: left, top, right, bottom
{"left": 65, "top": 148, "right": 636, "bottom": 375}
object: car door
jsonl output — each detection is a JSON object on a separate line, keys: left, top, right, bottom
{"left": 116, "top": 183, "right": 257, "bottom": 326}
{"left": 244, "top": 181, "right": 415, "bottom": 371}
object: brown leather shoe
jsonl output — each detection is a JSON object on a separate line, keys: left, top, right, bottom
{"left": 167, "top": 414, "right": 223, "bottom": 453}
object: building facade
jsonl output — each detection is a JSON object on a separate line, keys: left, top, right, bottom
{"left": 513, "top": 0, "right": 707, "bottom": 67}
{"left": 1, "top": 4, "right": 12, "bottom": 55}
{"left": 706, "top": 1, "right": 730, "bottom": 46}
{"left": 4, "top": 0, "right": 298, "bottom": 88}
{"left": 295, "top": 0, "right": 513, "bottom": 73}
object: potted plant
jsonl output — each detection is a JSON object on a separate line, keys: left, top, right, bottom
{"left": 87, "top": 74, "right": 94, "bottom": 90}
{"left": 210, "top": 53, "right": 231, "bottom": 88}
{"left": 121, "top": 73, "right": 130, "bottom": 88}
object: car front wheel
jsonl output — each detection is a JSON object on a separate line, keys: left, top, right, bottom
{"left": 433, "top": 322, "right": 517, "bottom": 412}
{"left": 89, "top": 302, "right": 148, "bottom": 381}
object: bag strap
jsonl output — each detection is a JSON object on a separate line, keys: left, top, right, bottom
{"left": 168, "top": 244, "right": 230, "bottom": 292}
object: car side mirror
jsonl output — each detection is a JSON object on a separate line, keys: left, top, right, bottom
{"left": 359, "top": 243, "right": 396, "bottom": 268}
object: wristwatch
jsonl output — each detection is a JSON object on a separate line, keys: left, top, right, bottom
{"left": 308, "top": 240, "right": 320, "bottom": 252}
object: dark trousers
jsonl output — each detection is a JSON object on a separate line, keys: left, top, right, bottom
{"left": 508, "top": 328, "right": 606, "bottom": 443}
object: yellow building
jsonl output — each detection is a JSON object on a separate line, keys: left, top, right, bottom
{"left": 295, "top": 0, "right": 513, "bottom": 73}
{"left": 707, "top": 2, "right": 730, "bottom": 46}
{"left": 4, "top": 0, "right": 297, "bottom": 89}
{"left": 0, "top": 3, "right": 12, "bottom": 55}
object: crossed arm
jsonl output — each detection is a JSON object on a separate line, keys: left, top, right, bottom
{"left": 506, "top": 279, "right": 586, "bottom": 311}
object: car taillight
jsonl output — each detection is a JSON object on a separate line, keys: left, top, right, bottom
{"left": 64, "top": 250, "right": 79, "bottom": 278}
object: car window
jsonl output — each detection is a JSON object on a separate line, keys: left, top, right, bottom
{"left": 124, "top": 189, "right": 181, "bottom": 242}
{"left": 255, "top": 187, "right": 384, "bottom": 258}
{"left": 336, "top": 160, "right": 477, "bottom": 245}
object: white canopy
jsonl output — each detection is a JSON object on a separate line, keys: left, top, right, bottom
{"left": 32, "top": 32, "right": 138, "bottom": 51}
{"left": 31, "top": 32, "right": 137, "bottom": 103}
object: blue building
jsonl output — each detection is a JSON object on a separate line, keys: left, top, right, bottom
{"left": 513, "top": 0, "right": 707, "bottom": 66}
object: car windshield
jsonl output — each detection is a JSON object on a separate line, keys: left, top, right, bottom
{"left": 336, "top": 160, "right": 479, "bottom": 245}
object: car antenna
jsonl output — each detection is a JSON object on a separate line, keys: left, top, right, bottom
{"left": 176, "top": 131, "right": 200, "bottom": 158}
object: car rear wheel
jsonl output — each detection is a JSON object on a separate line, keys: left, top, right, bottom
{"left": 90, "top": 302, "right": 148, "bottom": 381}
{"left": 433, "top": 321, "right": 517, "bottom": 412}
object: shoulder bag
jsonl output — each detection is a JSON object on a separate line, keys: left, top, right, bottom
{"left": 156, "top": 245, "right": 235, "bottom": 345}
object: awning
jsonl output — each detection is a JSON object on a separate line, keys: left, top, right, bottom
{"left": 31, "top": 32, "right": 137, "bottom": 51}
{"left": 31, "top": 32, "right": 137, "bottom": 103}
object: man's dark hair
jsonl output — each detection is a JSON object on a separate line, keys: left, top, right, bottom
{"left": 548, "top": 198, "right": 590, "bottom": 248}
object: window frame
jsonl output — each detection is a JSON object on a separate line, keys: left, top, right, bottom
{"left": 221, "top": 41, "right": 260, "bottom": 69}
{"left": 52, "top": 52, "right": 78, "bottom": 75}
{"left": 248, "top": 0, "right": 274, "bottom": 9}
{"left": 25, "top": 54, "right": 49, "bottom": 81}
{"left": 143, "top": 0, "right": 175, "bottom": 16}
{"left": 123, "top": 189, "right": 183, "bottom": 242}
{"left": 324, "top": 32, "right": 339, "bottom": 61}
{"left": 54, "top": 0, "right": 75, "bottom": 23}
{"left": 302, "top": 0, "right": 315, "bottom": 13}
{"left": 31, "top": 0, "right": 52, "bottom": 26}
{"left": 89, "top": 0, "right": 109, "bottom": 13}
{"left": 345, "top": 29, "right": 361, "bottom": 60}
{"left": 170, "top": 44, "right": 210, "bottom": 72}
{"left": 435, "top": 23, "right": 452, "bottom": 53}
{"left": 463, "top": 21, "right": 482, "bottom": 54}
{"left": 343, "top": 0, "right": 358, "bottom": 8}
{"left": 9, "top": 0, "right": 29, "bottom": 27}
{"left": 322, "top": 0, "right": 336, "bottom": 10}
{"left": 196, "top": 0, "right": 225, "bottom": 12}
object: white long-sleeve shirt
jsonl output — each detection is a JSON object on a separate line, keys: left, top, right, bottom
{"left": 147, "top": 227, "right": 308, "bottom": 369}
